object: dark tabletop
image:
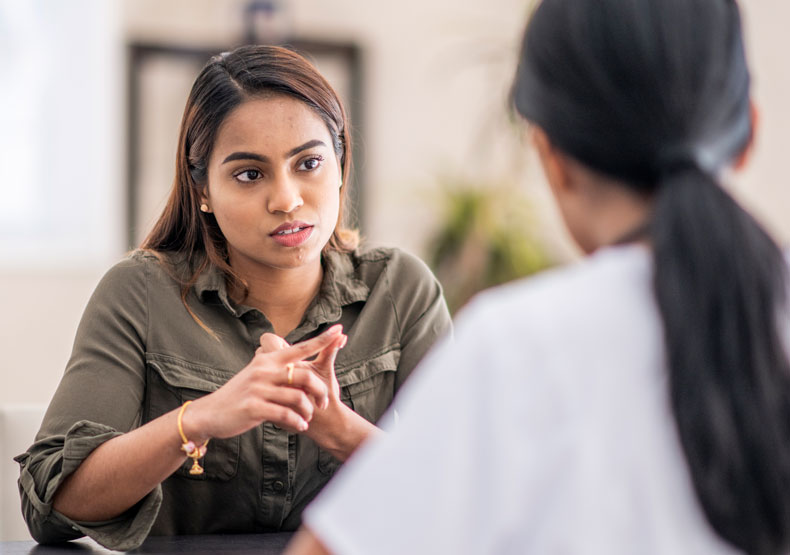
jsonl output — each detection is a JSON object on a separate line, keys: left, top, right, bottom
{"left": 0, "top": 533, "right": 294, "bottom": 554}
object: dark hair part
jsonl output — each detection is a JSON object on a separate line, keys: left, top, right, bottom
{"left": 141, "top": 45, "right": 358, "bottom": 332}
{"left": 513, "top": 1, "right": 790, "bottom": 553}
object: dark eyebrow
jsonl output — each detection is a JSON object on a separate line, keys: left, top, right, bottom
{"left": 286, "top": 139, "right": 327, "bottom": 158}
{"left": 222, "top": 152, "right": 269, "bottom": 165}
{"left": 221, "top": 140, "right": 327, "bottom": 165}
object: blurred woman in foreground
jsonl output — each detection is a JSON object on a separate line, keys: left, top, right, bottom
{"left": 287, "top": 0, "right": 790, "bottom": 553}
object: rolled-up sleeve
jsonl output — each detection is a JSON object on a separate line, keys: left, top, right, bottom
{"left": 15, "top": 255, "right": 161, "bottom": 550}
{"left": 15, "top": 421, "right": 162, "bottom": 550}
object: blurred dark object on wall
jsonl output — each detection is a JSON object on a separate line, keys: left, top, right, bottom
{"left": 244, "top": 0, "right": 292, "bottom": 44}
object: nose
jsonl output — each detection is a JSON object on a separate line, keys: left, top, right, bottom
{"left": 266, "top": 173, "right": 303, "bottom": 214}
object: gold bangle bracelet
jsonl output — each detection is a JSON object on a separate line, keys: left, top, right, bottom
{"left": 177, "top": 400, "right": 210, "bottom": 475}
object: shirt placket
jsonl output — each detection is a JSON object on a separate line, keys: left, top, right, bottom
{"left": 260, "top": 422, "right": 292, "bottom": 527}
{"left": 226, "top": 257, "right": 364, "bottom": 530}
{"left": 241, "top": 309, "right": 297, "bottom": 529}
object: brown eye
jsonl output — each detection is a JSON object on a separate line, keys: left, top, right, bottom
{"left": 299, "top": 156, "right": 323, "bottom": 171}
{"left": 236, "top": 169, "right": 261, "bottom": 182}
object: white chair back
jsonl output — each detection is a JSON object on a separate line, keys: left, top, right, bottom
{"left": 0, "top": 404, "right": 46, "bottom": 541}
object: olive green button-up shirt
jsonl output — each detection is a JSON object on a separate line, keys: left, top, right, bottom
{"left": 16, "top": 246, "right": 451, "bottom": 550}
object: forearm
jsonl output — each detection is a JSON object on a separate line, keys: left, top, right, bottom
{"left": 49, "top": 325, "right": 341, "bottom": 524}
{"left": 52, "top": 406, "right": 199, "bottom": 521}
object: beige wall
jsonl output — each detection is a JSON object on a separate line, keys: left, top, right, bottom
{"left": 736, "top": 0, "right": 790, "bottom": 241}
{"left": 2, "top": 0, "right": 789, "bottom": 410}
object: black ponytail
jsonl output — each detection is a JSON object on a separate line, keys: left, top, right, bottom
{"left": 653, "top": 168, "right": 790, "bottom": 554}
{"left": 513, "top": 0, "right": 790, "bottom": 552}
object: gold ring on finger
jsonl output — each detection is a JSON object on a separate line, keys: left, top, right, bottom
{"left": 286, "top": 362, "right": 295, "bottom": 385}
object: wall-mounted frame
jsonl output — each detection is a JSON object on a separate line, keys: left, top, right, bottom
{"left": 126, "top": 39, "right": 364, "bottom": 248}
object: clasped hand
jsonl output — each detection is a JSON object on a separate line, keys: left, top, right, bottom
{"left": 183, "top": 324, "right": 347, "bottom": 441}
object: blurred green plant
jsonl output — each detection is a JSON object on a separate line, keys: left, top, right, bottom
{"left": 426, "top": 180, "right": 554, "bottom": 314}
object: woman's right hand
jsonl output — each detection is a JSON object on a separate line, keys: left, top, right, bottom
{"left": 182, "top": 325, "right": 343, "bottom": 440}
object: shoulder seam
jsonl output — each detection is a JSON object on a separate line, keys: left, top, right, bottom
{"left": 382, "top": 262, "right": 402, "bottom": 336}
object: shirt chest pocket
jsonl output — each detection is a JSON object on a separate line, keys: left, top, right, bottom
{"left": 144, "top": 355, "right": 240, "bottom": 482}
{"left": 336, "top": 346, "right": 401, "bottom": 424}
{"left": 317, "top": 347, "right": 401, "bottom": 476}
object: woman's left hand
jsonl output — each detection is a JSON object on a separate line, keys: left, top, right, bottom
{"left": 258, "top": 330, "right": 345, "bottom": 412}
{"left": 258, "top": 330, "right": 378, "bottom": 461}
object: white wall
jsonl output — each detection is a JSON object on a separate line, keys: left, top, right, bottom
{"left": 736, "top": 0, "right": 790, "bottom": 241}
{"left": 1, "top": 0, "right": 123, "bottom": 409}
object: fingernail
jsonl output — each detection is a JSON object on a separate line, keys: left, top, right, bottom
{"left": 299, "top": 419, "right": 309, "bottom": 431}
{"left": 340, "top": 335, "right": 348, "bottom": 349}
{"left": 328, "top": 324, "right": 343, "bottom": 335}
{"left": 322, "top": 396, "right": 329, "bottom": 410}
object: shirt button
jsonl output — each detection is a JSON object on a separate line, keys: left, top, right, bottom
{"left": 273, "top": 480, "right": 285, "bottom": 492}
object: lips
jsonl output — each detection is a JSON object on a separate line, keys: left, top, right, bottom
{"left": 270, "top": 221, "right": 314, "bottom": 247}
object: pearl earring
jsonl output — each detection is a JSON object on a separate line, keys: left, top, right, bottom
{"left": 200, "top": 203, "right": 210, "bottom": 213}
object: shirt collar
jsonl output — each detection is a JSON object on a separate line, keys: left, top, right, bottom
{"left": 192, "top": 250, "right": 370, "bottom": 324}
{"left": 302, "top": 249, "right": 370, "bottom": 327}
{"left": 193, "top": 261, "right": 238, "bottom": 315}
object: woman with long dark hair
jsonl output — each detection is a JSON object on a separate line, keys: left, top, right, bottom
{"left": 16, "top": 45, "right": 451, "bottom": 550}
{"left": 288, "top": 1, "right": 790, "bottom": 553}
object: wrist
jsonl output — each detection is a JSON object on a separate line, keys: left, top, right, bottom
{"left": 309, "top": 401, "right": 374, "bottom": 462}
{"left": 178, "top": 399, "right": 211, "bottom": 446}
